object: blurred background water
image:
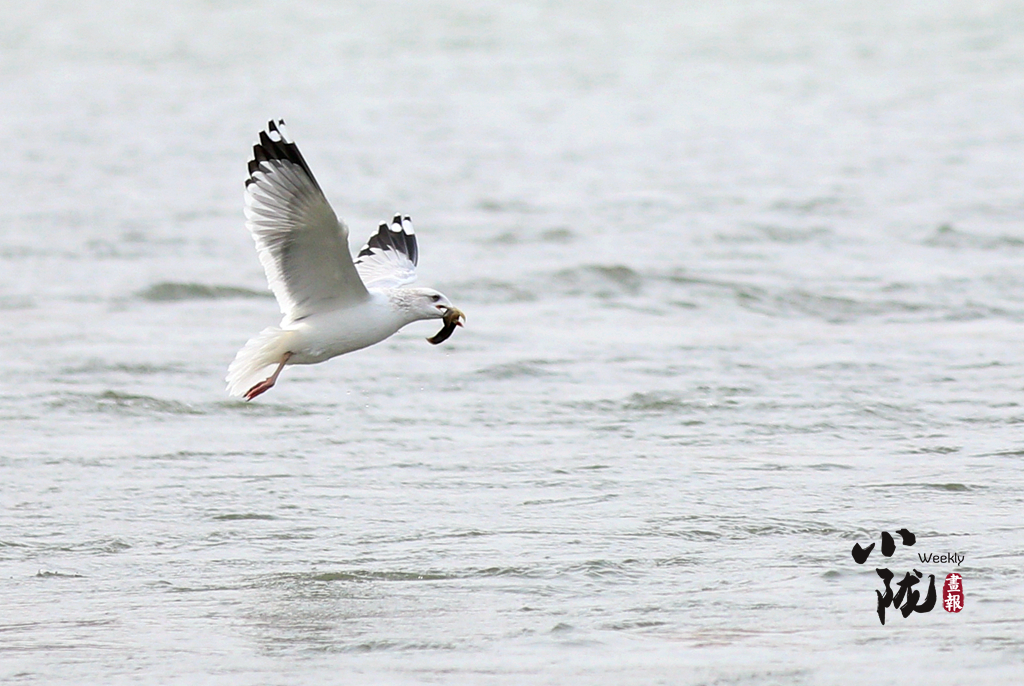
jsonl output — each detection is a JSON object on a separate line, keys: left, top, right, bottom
{"left": 2, "top": 1, "right": 1024, "bottom": 683}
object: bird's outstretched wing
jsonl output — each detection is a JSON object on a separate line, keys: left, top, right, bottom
{"left": 354, "top": 215, "right": 419, "bottom": 289}
{"left": 244, "top": 120, "right": 368, "bottom": 321}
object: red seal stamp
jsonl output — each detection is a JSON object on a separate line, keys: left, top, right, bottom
{"left": 942, "top": 573, "right": 963, "bottom": 613}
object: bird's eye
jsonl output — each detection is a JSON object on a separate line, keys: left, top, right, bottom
{"left": 430, "top": 294, "right": 441, "bottom": 302}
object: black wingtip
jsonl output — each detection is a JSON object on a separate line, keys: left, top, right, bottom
{"left": 355, "top": 218, "right": 419, "bottom": 266}
{"left": 246, "top": 119, "right": 321, "bottom": 190}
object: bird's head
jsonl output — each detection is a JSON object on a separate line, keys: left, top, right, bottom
{"left": 395, "top": 288, "right": 466, "bottom": 344}
{"left": 404, "top": 288, "right": 461, "bottom": 320}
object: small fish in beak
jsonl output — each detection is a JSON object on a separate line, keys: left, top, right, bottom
{"left": 427, "top": 306, "right": 465, "bottom": 345}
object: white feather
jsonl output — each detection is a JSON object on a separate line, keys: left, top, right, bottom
{"left": 243, "top": 124, "right": 368, "bottom": 323}
{"left": 225, "top": 327, "right": 296, "bottom": 397}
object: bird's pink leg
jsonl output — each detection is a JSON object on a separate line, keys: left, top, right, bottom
{"left": 245, "top": 353, "right": 292, "bottom": 401}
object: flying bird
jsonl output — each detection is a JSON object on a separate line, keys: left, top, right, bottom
{"left": 226, "top": 120, "right": 464, "bottom": 400}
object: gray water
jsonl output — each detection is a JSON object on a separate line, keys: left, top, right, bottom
{"left": 2, "top": 1, "right": 1024, "bottom": 683}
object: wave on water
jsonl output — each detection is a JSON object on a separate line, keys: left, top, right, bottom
{"left": 550, "top": 265, "right": 643, "bottom": 298}
{"left": 212, "top": 513, "right": 278, "bottom": 521}
{"left": 482, "top": 226, "right": 575, "bottom": 245}
{"left": 270, "top": 566, "right": 541, "bottom": 584}
{"left": 0, "top": 295, "right": 35, "bottom": 310}
{"left": 442, "top": 278, "right": 537, "bottom": 303}
{"left": 137, "top": 282, "right": 272, "bottom": 302}
{"left": 733, "top": 286, "right": 930, "bottom": 323}
{"left": 922, "top": 224, "right": 1024, "bottom": 250}
{"left": 60, "top": 361, "right": 188, "bottom": 376}
{"left": 621, "top": 391, "right": 704, "bottom": 413}
{"left": 716, "top": 224, "right": 834, "bottom": 244}
{"left": 48, "top": 391, "right": 320, "bottom": 417}
{"left": 575, "top": 388, "right": 750, "bottom": 417}
{"left": 48, "top": 390, "right": 205, "bottom": 416}
{"left": 509, "top": 253, "right": 1024, "bottom": 325}
{"left": 212, "top": 400, "right": 316, "bottom": 416}
{"left": 475, "top": 359, "right": 560, "bottom": 380}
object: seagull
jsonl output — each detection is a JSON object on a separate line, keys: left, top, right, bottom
{"left": 226, "top": 120, "right": 465, "bottom": 400}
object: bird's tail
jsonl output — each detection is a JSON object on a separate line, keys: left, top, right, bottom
{"left": 226, "top": 327, "right": 295, "bottom": 397}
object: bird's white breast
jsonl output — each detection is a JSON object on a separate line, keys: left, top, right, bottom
{"left": 283, "top": 291, "right": 405, "bottom": 365}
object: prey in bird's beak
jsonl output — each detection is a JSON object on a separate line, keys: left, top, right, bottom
{"left": 427, "top": 306, "right": 465, "bottom": 345}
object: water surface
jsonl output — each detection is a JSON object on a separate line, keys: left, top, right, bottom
{"left": 2, "top": 1, "right": 1024, "bottom": 683}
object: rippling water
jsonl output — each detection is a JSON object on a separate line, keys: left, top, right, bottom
{"left": 3, "top": 1, "right": 1024, "bottom": 683}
